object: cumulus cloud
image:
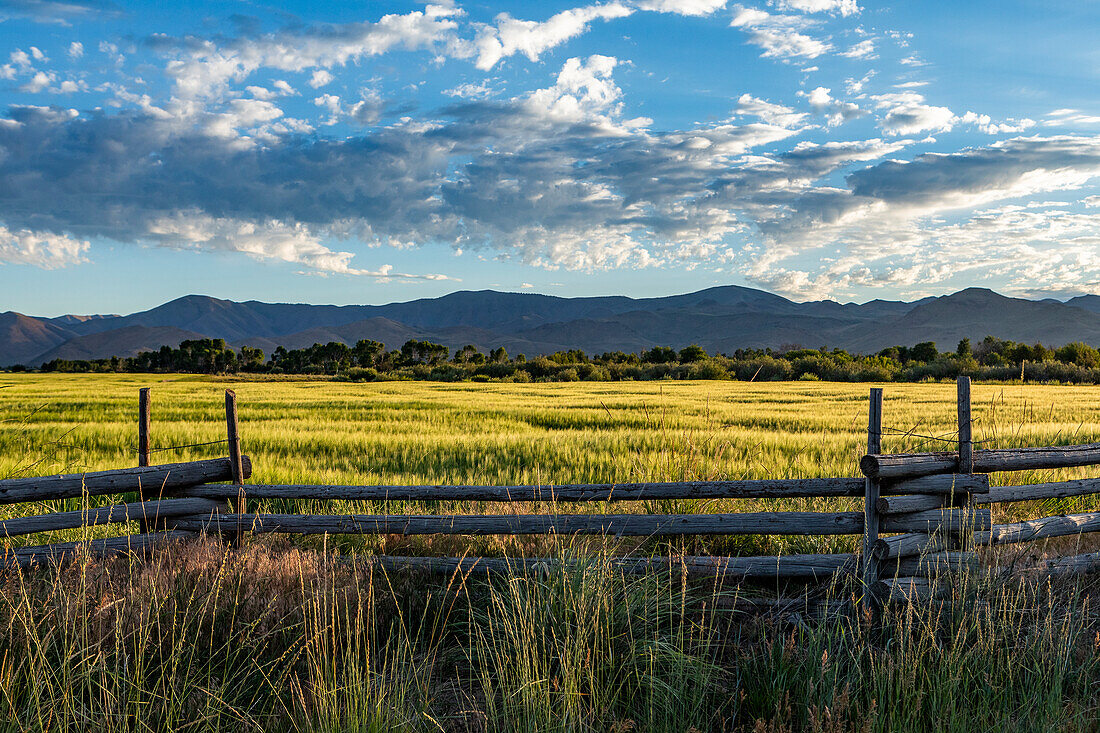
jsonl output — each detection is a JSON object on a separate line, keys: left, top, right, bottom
{"left": 871, "top": 91, "right": 954, "bottom": 136}
{"left": 773, "top": 0, "right": 859, "bottom": 16}
{"left": 0, "top": 225, "right": 89, "bottom": 268}
{"left": 798, "top": 86, "right": 864, "bottom": 127}
{"left": 67, "top": 41, "right": 83, "bottom": 59}
{"left": 473, "top": 3, "right": 633, "bottom": 70}
{"left": 634, "top": 0, "right": 727, "bottom": 15}
{"left": 0, "top": 56, "right": 811, "bottom": 274}
{"left": 730, "top": 6, "right": 831, "bottom": 60}
{"left": 959, "top": 111, "right": 1035, "bottom": 135}
{"left": 153, "top": 5, "right": 466, "bottom": 101}
{"left": 734, "top": 93, "right": 807, "bottom": 128}
{"left": 308, "top": 69, "right": 334, "bottom": 88}
{"left": 846, "top": 135, "right": 1100, "bottom": 209}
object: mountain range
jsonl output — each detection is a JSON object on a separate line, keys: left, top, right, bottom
{"left": 4, "top": 286, "right": 1100, "bottom": 367}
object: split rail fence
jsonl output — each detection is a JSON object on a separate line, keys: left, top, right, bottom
{"left": 3, "top": 379, "right": 1100, "bottom": 604}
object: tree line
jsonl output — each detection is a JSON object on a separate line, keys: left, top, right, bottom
{"left": 17, "top": 334, "right": 1100, "bottom": 384}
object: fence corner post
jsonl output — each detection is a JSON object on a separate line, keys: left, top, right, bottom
{"left": 225, "top": 389, "right": 246, "bottom": 544}
{"left": 863, "top": 387, "right": 884, "bottom": 611}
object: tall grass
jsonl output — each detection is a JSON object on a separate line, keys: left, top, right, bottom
{"left": 2, "top": 541, "right": 1100, "bottom": 730}
{"left": 3, "top": 376, "right": 1100, "bottom": 728}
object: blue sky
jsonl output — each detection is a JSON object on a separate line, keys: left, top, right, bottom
{"left": 0, "top": 0, "right": 1098, "bottom": 316}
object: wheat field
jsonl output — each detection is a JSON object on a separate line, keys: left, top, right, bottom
{"left": 4, "top": 374, "right": 1100, "bottom": 731}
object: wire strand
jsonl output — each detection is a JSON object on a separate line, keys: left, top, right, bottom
{"left": 131, "top": 439, "right": 230, "bottom": 454}
{"left": 879, "top": 426, "right": 990, "bottom": 445}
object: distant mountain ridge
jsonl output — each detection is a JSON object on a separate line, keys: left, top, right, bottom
{"left": 4, "top": 285, "right": 1100, "bottom": 366}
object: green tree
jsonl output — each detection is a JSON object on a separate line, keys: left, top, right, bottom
{"left": 910, "top": 342, "right": 938, "bottom": 363}
{"left": 678, "top": 344, "right": 708, "bottom": 362}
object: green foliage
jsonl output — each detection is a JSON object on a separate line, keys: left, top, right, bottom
{"left": 28, "top": 333, "right": 1100, "bottom": 384}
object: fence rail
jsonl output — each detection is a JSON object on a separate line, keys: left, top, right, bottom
{"left": 2, "top": 380, "right": 1100, "bottom": 609}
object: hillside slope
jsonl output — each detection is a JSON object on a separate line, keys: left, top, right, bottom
{"left": 7, "top": 286, "right": 1100, "bottom": 366}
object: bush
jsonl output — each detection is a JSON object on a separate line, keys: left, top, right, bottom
{"left": 690, "top": 360, "right": 729, "bottom": 380}
{"left": 343, "top": 367, "right": 379, "bottom": 382}
{"left": 556, "top": 368, "right": 581, "bottom": 382}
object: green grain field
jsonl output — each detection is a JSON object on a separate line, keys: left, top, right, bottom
{"left": 4, "top": 375, "right": 1100, "bottom": 731}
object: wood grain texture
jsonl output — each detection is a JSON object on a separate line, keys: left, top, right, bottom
{"left": 0, "top": 456, "right": 252, "bottom": 505}
{"left": 0, "top": 499, "right": 219, "bottom": 538}
{"left": 363, "top": 553, "right": 856, "bottom": 580}
{"left": 980, "top": 479, "right": 1100, "bottom": 505}
{"left": 176, "top": 477, "right": 869, "bottom": 502}
{"left": 881, "top": 507, "right": 991, "bottom": 533}
{"left": 173, "top": 511, "right": 866, "bottom": 536}
{"left": 986, "top": 512, "right": 1100, "bottom": 546}
{"left": 1, "top": 531, "right": 193, "bottom": 568}
{"left": 861, "top": 443, "right": 1100, "bottom": 480}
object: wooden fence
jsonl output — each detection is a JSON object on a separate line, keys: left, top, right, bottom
{"left": 3, "top": 379, "right": 1100, "bottom": 606}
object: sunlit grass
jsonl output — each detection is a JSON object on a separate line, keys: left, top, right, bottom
{"left": 4, "top": 375, "right": 1100, "bottom": 729}
{"left": 3, "top": 375, "right": 1100, "bottom": 557}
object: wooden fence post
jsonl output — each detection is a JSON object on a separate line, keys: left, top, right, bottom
{"left": 138, "top": 388, "right": 152, "bottom": 532}
{"left": 957, "top": 376, "right": 973, "bottom": 475}
{"left": 956, "top": 376, "right": 975, "bottom": 554}
{"left": 863, "top": 387, "right": 884, "bottom": 609}
{"left": 138, "top": 388, "right": 151, "bottom": 468}
{"left": 225, "top": 389, "right": 246, "bottom": 543}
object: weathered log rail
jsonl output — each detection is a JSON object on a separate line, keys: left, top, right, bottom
{"left": 3, "top": 381, "right": 1100, "bottom": 612}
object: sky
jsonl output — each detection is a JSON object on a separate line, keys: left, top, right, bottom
{"left": 0, "top": 0, "right": 1098, "bottom": 317}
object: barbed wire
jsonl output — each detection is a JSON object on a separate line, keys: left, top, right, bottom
{"left": 131, "top": 439, "right": 230, "bottom": 455}
{"left": 878, "top": 426, "right": 990, "bottom": 445}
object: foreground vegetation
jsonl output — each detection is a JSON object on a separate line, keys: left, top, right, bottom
{"left": 29, "top": 334, "right": 1100, "bottom": 384}
{"left": 3, "top": 540, "right": 1100, "bottom": 731}
{"left": 3, "top": 375, "right": 1100, "bottom": 729}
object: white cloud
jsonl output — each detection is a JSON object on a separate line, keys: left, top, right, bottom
{"left": 734, "top": 93, "right": 807, "bottom": 128}
{"left": 634, "top": 0, "right": 727, "bottom": 15}
{"left": 245, "top": 85, "right": 277, "bottom": 100}
{"left": 157, "top": 5, "right": 466, "bottom": 101}
{"left": 959, "top": 111, "right": 1035, "bottom": 135}
{"left": 68, "top": 42, "right": 83, "bottom": 59}
{"left": 10, "top": 49, "right": 33, "bottom": 69}
{"left": 838, "top": 38, "right": 875, "bottom": 58}
{"left": 444, "top": 80, "right": 497, "bottom": 99}
{"left": 272, "top": 79, "right": 296, "bottom": 96}
{"left": 871, "top": 92, "right": 954, "bottom": 136}
{"left": 798, "top": 86, "right": 863, "bottom": 126}
{"left": 347, "top": 89, "right": 385, "bottom": 124}
{"left": 19, "top": 70, "right": 55, "bottom": 93}
{"left": 0, "top": 226, "right": 89, "bottom": 269}
{"left": 313, "top": 93, "right": 342, "bottom": 121}
{"left": 308, "top": 69, "right": 334, "bottom": 88}
{"left": 474, "top": 3, "right": 633, "bottom": 70}
{"left": 145, "top": 211, "right": 454, "bottom": 279}
{"left": 525, "top": 55, "right": 637, "bottom": 128}
{"left": 774, "top": 0, "right": 859, "bottom": 16}
{"left": 1044, "top": 109, "right": 1100, "bottom": 127}
{"left": 730, "top": 6, "right": 831, "bottom": 60}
